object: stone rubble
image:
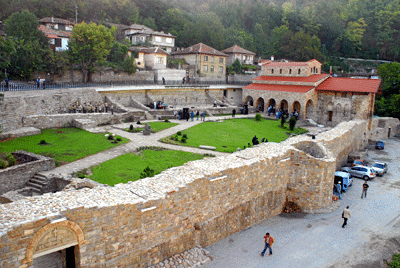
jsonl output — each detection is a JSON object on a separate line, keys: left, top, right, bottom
{"left": 147, "top": 247, "right": 212, "bottom": 268}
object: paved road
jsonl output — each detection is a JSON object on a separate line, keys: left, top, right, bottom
{"left": 204, "top": 138, "right": 400, "bottom": 268}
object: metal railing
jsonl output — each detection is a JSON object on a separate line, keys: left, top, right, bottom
{"left": 0, "top": 80, "right": 252, "bottom": 92}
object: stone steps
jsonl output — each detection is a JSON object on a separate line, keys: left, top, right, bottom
{"left": 25, "top": 173, "right": 48, "bottom": 194}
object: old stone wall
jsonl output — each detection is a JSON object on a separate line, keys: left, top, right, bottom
{"left": 0, "top": 151, "right": 55, "bottom": 195}
{"left": 0, "top": 120, "right": 371, "bottom": 268}
{"left": 52, "top": 69, "right": 155, "bottom": 83}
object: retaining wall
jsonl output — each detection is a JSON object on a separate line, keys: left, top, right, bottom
{"left": 0, "top": 120, "right": 370, "bottom": 268}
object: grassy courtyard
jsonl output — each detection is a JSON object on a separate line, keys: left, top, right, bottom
{"left": 87, "top": 148, "right": 207, "bottom": 186}
{"left": 0, "top": 128, "right": 129, "bottom": 165}
{"left": 125, "top": 121, "right": 179, "bottom": 133}
{"left": 161, "top": 118, "right": 308, "bottom": 153}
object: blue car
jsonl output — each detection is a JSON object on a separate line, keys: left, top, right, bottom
{"left": 375, "top": 140, "right": 384, "bottom": 150}
{"left": 334, "top": 171, "right": 353, "bottom": 192}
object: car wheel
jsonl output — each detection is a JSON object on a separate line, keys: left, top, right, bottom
{"left": 363, "top": 176, "right": 369, "bottom": 181}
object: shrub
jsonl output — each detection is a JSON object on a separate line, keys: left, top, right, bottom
{"left": 173, "top": 135, "right": 179, "bottom": 141}
{"left": 5, "top": 153, "right": 16, "bottom": 166}
{"left": 181, "top": 137, "right": 187, "bottom": 143}
{"left": 255, "top": 113, "right": 262, "bottom": 121}
{"left": 116, "top": 137, "right": 122, "bottom": 142}
{"left": 39, "top": 139, "right": 47, "bottom": 144}
{"left": 182, "top": 133, "right": 188, "bottom": 139}
{"left": 280, "top": 115, "right": 286, "bottom": 127}
{"left": 289, "top": 116, "right": 297, "bottom": 131}
{"left": 177, "top": 131, "right": 182, "bottom": 136}
{"left": 137, "top": 121, "right": 141, "bottom": 125}
{"left": 164, "top": 118, "right": 169, "bottom": 122}
{"left": 129, "top": 124, "right": 134, "bottom": 131}
{"left": 140, "top": 166, "right": 155, "bottom": 179}
{"left": 0, "top": 159, "right": 7, "bottom": 169}
{"left": 388, "top": 253, "right": 400, "bottom": 268}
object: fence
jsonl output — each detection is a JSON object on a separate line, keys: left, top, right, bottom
{"left": 0, "top": 80, "right": 251, "bottom": 92}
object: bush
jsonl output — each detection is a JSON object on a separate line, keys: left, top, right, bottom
{"left": 181, "top": 137, "right": 187, "bottom": 143}
{"left": 0, "top": 159, "right": 7, "bottom": 169}
{"left": 280, "top": 115, "right": 286, "bottom": 127}
{"left": 289, "top": 116, "right": 297, "bottom": 131}
{"left": 140, "top": 166, "right": 155, "bottom": 179}
{"left": 39, "top": 139, "right": 47, "bottom": 144}
{"left": 164, "top": 118, "right": 169, "bottom": 122}
{"left": 177, "top": 131, "right": 182, "bottom": 136}
{"left": 388, "top": 253, "right": 400, "bottom": 268}
{"left": 107, "top": 135, "right": 114, "bottom": 140}
{"left": 129, "top": 124, "right": 134, "bottom": 131}
{"left": 182, "top": 133, "right": 188, "bottom": 139}
{"left": 137, "top": 121, "right": 141, "bottom": 125}
{"left": 116, "top": 137, "right": 122, "bottom": 142}
{"left": 255, "top": 113, "right": 262, "bottom": 121}
{"left": 5, "top": 153, "right": 15, "bottom": 166}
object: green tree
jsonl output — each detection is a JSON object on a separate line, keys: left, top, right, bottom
{"left": 5, "top": 9, "right": 47, "bottom": 43}
{"left": 375, "top": 62, "right": 400, "bottom": 118}
{"left": 68, "top": 22, "right": 116, "bottom": 82}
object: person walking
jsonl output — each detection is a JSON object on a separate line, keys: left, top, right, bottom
{"left": 361, "top": 180, "right": 369, "bottom": 198}
{"left": 261, "top": 232, "right": 274, "bottom": 256}
{"left": 336, "top": 181, "right": 342, "bottom": 200}
{"left": 232, "top": 109, "right": 236, "bottom": 117}
{"left": 190, "top": 111, "right": 194, "bottom": 121}
{"left": 196, "top": 110, "right": 199, "bottom": 120}
{"left": 342, "top": 206, "right": 351, "bottom": 228}
{"left": 4, "top": 78, "right": 9, "bottom": 91}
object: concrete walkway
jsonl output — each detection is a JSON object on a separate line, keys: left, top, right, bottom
{"left": 41, "top": 114, "right": 253, "bottom": 177}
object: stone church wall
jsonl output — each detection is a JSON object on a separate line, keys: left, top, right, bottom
{"left": 0, "top": 120, "right": 370, "bottom": 268}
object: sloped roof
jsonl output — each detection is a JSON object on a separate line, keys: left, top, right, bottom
{"left": 263, "top": 59, "right": 321, "bottom": 67}
{"left": 38, "top": 25, "right": 72, "bottom": 38}
{"left": 39, "top": 17, "right": 74, "bottom": 25}
{"left": 222, "top": 45, "right": 256, "bottom": 55}
{"left": 129, "top": 46, "right": 168, "bottom": 55}
{"left": 316, "top": 77, "right": 381, "bottom": 93}
{"left": 171, "top": 43, "right": 226, "bottom": 57}
{"left": 254, "top": 74, "right": 329, "bottom": 83}
{"left": 244, "top": 83, "right": 314, "bottom": 93}
{"left": 125, "top": 24, "right": 175, "bottom": 37}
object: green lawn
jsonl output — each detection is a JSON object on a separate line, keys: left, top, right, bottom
{"left": 88, "top": 149, "right": 207, "bottom": 186}
{"left": 161, "top": 118, "right": 308, "bottom": 153}
{"left": 125, "top": 122, "right": 179, "bottom": 133}
{"left": 0, "top": 128, "right": 129, "bottom": 164}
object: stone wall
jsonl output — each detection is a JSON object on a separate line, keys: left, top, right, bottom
{"left": 0, "top": 151, "right": 55, "bottom": 195}
{"left": 52, "top": 69, "right": 155, "bottom": 83}
{"left": 0, "top": 120, "right": 371, "bottom": 268}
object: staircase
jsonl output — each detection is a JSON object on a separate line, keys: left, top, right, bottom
{"left": 26, "top": 173, "right": 48, "bottom": 194}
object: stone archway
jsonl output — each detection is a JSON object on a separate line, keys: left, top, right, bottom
{"left": 256, "top": 97, "right": 265, "bottom": 112}
{"left": 292, "top": 101, "right": 301, "bottom": 114}
{"left": 280, "top": 99, "right": 288, "bottom": 112}
{"left": 23, "top": 220, "right": 85, "bottom": 267}
{"left": 267, "top": 99, "right": 276, "bottom": 108}
{"left": 244, "top": 96, "right": 254, "bottom": 106}
{"left": 306, "top": 100, "right": 314, "bottom": 118}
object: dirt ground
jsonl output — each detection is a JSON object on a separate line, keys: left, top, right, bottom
{"left": 204, "top": 137, "right": 400, "bottom": 268}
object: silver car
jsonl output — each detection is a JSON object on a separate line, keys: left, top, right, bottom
{"left": 341, "top": 165, "right": 376, "bottom": 180}
{"left": 371, "top": 162, "right": 388, "bottom": 176}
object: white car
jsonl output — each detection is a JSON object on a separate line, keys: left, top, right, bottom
{"left": 341, "top": 165, "right": 376, "bottom": 180}
{"left": 371, "top": 162, "right": 388, "bottom": 176}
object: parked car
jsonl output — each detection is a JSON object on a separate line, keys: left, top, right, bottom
{"left": 371, "top": 162, "right": 388, "bottom": 176}
{"left": 341, "top": 165, "right": 376, "bottom": 180}
{"left": 351, "top": 159, "right": 366, "bottom": 167}
{"left": 375, "top": 140, "right": 385, "bottom": 150}
{"left": 334, "top": 171, "right": 353, "bottom": 192}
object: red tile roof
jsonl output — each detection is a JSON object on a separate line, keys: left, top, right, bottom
{"left": 263, "top": 59, "right": 320, "bottom": 67}
{"left": 316, "top": 77, "right": 381, "bottom": 93}
{"left": 244, "top": 83, "right": 314, "bottom": 93}
{"left": 172, "top": 43, "right": 226, "bottom": 57}
{"left": 38, "top": 25, "right": 72, "bottom": 38}
{"left": 222, "top": 45, "right": 256, "bottom": 55}
{"left": 254, "top": 74, "right": 329, "bottom": 83}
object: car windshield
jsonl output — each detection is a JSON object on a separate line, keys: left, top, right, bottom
{"left": 373, "top": 163, "right": 384, "bottom": 169}
{"left": 354, "top": 161, "right": 363, "bottom": 165}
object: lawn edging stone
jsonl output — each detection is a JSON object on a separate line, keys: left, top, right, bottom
{"left": 199, "top": 145, "right": 217, "bottom": 150}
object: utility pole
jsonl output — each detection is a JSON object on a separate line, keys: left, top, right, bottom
{"left": 75, "top": 4, "right": 78, "bottom": 24}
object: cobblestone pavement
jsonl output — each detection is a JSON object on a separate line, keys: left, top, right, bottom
{"left": 148, "top": 247, "right": 212, "bottom": 268}
{"left": 41, "top": 115, "right": 253, "bottom": 177}
{"left": 203, "top": 137, "right": 400, "bottom": 268}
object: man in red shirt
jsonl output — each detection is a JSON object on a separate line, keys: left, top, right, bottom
{"left": 261, "top": 232, "right": 274, "bottom": 256}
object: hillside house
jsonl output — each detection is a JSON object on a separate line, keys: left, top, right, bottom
{"left": 39, "top": 17, "right": 74, "bottom": 32}
{"left": 222, "top": 45, "right": 256, "bottom": 66}
{"left": 128, "top": 47, "right": 168, "bottom": 70}
{"left": 38, "top": 25, "right": 72, "bottom": 51}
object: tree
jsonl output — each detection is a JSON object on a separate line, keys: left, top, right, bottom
{"left": 68, "top": 22, "right": 116, "bottom": 82}
{"left": 5, "top": 9, "right": 47, "bottom": 43}
{"left": 375, "top": 62, "right": 400, "bottom": 118}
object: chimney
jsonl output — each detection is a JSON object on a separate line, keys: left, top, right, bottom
{"left": 51, "top": 17, "right": 54, "bottom": 23}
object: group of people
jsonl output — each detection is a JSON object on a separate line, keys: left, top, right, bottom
{"left": 174, "top": 110, "right": 206, "bottom": 121}
{"left": 36, "top": 77, "right": 46, "bottom": 89}
{"left": 67, "top": 101, "right": 114, "bottom": 114}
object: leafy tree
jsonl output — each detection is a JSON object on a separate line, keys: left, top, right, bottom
{"left": 224, "top": 27, "right": 255, "bottom": 52}
{"left": 375, "top": 62, "right": 400, "bottom": 118}
{"left": 68, "top": 22, "right": 116, "bottom": 82}
{"left": 5, "top": 9, "right": 48, "bottom": 43}
{"left": 122, "top": 56, "right": 137, "bottom": 75}
{"left": 231, "top": 59, "right": 242, "bottom": 74}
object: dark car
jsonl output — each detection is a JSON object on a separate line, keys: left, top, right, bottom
{"left": 375, "top": 140, "right": 384, "bottom": 150}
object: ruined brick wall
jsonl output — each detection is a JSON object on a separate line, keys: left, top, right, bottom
{"left": 0, "top": 121, "right": 370, "bottom": 268}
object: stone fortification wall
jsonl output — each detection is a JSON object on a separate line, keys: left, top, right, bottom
{"left": 0, "top": 151, "right": 55, "bottom": 195}
{"left": 0, "top": 88, "right": 103, "bottom": 132}
{"left": 0, "top": 121, "right": 373, "bottom": 268}
{"left": 52, "top": 69, "right": 154, "bottom": 83}
{"left": 370, "top": 117, "right": 400, "bottom": 140}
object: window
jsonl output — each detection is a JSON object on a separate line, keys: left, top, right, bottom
{"left": 271, "top": 69, "right": 274, "bottom": 74}
{"left": 219, "top": 57, "right": 224, "bottom": 64}
{"left": 140, "top": 36, "right": 146, "bottom": 42}
{"left": 157, "top": 57, "right": 163, "bottom": 64}
{"left": 298, "top": 69, "right": 301, "bottom": 74}
{"left": 203, "top": 65, "right": 208, "bottom": 72}
{"left": 204, "top": 56, "right": 208, "bottom": 61}
{"left": 166, "top": 38, "right": 172, "bottom": 44}
{"left": 316, "top": 68, "right": 318, "bottom": 73}
{"left": 210, "top": 65, "right": 214, "bottom": 73}
{"left": 155, "top": 36, "right": 162, "bottom": 43}
{"left": 289, "top": 69, "right": 292, "bottom": 74}
{"left": 211, "top": 57, "right": 215, "bottom": 63}
{"left": 219, "top": 66, "right": 223, "bottom": 73}
{"left": 280, "top": 69, "right": 282, "bottom": 74}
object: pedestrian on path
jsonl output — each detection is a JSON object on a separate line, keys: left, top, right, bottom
{"left": 261, "top": 232, "right": 274, "bottom": 256}
{"left": 196, "top": 110, "right": 199, "bottom": 120}
{"left": 342, "top": 206, "right": 351, "bottom": 228}
{"left": 190, "top": 111, "right": 194, "bottom": 121}
{"left": 361, "top": 181, "right": 369, "bottom": 198}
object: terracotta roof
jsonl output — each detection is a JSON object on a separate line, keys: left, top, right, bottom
{"left": 39, "top": 17, "right": 74, "bottom": 25}
{"left": 316, "top": 77, "right": 381, "bottom": 93}
{"left": 263, "top": 59, "right": 321, "bottom": 67}
{"left": 171, "top": 43, "right": 226, "bottom": 57}
{"left": 254, "top": 74, "right": 329, "bottom": 83}
{"left": 38, "top": 25, "right": 72, "bottom": 38}
{"left": 222, "top": 45, "right": 256, "bottom": 55}
{"left": 244, "top": 83, "right": 314, "bottom": 93}
{"left": 129, "top": 46, "right": 168, "bottom": 55}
